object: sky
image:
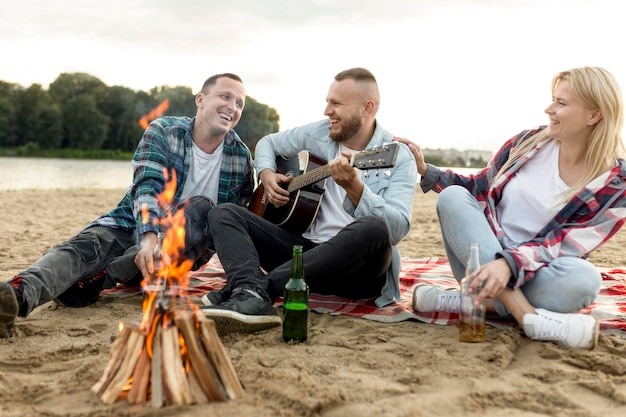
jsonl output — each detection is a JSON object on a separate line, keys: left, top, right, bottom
{"left": 2, "top": 0, "right": 626, "bottom": 153}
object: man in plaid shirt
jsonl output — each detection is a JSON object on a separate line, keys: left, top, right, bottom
{"left": 0, "top": 73, "right": 254, "bottom": 337}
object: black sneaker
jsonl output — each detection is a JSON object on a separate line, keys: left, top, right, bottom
{"left": 201, "top": 287, "right": 281, "bottom": 335}
{"left": 201, "top": 286, "right": 230, "bottom": 306}
{"left": 0, "top": 281, "right": 19, "bottom": 338}
{"left": 55, "top": 270, "right": 107, "bottom": 308}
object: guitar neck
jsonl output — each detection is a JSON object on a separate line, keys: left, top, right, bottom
{"left": 287, "top": 164, "right": 330, "bottom": 192}
{"left": 284, "top": 144, "right": 398, "bottom": 193}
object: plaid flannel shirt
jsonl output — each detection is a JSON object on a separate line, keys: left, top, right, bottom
{"left": 420, "top": 126, "right": 626, "bottom": 288}
{"left": 87, "top": 116, "right": 254, "bottom": 237}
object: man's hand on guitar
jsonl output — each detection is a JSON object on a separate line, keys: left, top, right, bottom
{"left": 330, "top": 152, "right": 364, "bottom": 205}
{"left": 251, "top": 146, "right": 397, "bottom": 232}
{"left": 259, "top": 169, "right": 292, "bottom": 206}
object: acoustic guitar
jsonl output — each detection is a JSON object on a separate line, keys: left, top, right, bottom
{"left": 249, "top": 143, "right": 399, "bottom": 233}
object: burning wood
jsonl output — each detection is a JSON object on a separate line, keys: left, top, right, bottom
{"left": 91, "top": 299, "right": 244, "bottom": 407}
{"left": 91, "top": 169, "right": 244, "bottom": 407}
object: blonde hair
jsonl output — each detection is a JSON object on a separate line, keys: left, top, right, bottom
{"left": 495, "top": 67, "right": 624, "bottom": 200}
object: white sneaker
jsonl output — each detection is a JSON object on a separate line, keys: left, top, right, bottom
{"left": 523, "top": 308, "right": 599, "bottom": 350}
{"left": 412, "top": 284, "right": 460, "bottom": 314}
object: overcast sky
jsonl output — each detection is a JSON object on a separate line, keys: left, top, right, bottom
{"left": 2, "top": 0, "right": 625, "bottom": 152}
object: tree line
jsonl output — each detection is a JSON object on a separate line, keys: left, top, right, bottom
{"left": 0, "top": 72, "right": 280, "bottom": 158}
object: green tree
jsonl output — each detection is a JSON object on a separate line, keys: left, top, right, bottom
{"left": 1, "top": 73, "right": 283, "bottom": 156}
{"left": 469, "top": 156, "right": 487, "bottom": 168}
{"left": 19, "top": 84, "right": 52, "bottom": 146}
{"left": 0, "top": 81, "right": 22, "bottom": 147}
{"left": 48, "top": 72, "right": 108, "bottom": 104}
{"left": 134, "top": 90, "right": 155, "bottom": 121}
{"left": 49, "top": 73, "right": 110, "bottom": 150}
{"left": 424, "top": 154, "right": 445, "bottom": 166}
{"left": 150, "top": 85, "right": 196, "bottom": 116}
{"left": 30, "top": 104, "right": 64, "bottom": 149}
{"left": 62, "top": 94, "right": 109, "bottom": 150}
{"left": 100, "top": 85, "right": 143, "bottom": 151}
{"left": 0, "top": 96, "right": 18, "bottom": 147}
{"left": 236, "top": 97, "right": 280, "bottom": 152}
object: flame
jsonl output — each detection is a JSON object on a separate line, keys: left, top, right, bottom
{"left": 138, "top": 99, "right": 170, "bottom": 130}
{"left": 122, "top": 376, "right": 134, "bottom": 393}
{"left": 100, "top": 169, "right": 244, "bottom": 407}
{"left": 140, "top": 203, "right": 150, "bottom": 228}
{"left": 178, "top": 332, "right": 190, "bottom": 372}
{"left": 138, "top": 168, "right": 197, "bottom": 352}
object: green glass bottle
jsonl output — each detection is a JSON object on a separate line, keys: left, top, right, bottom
{"left": 282, "top": 245, "right": 309, "bottom": 343}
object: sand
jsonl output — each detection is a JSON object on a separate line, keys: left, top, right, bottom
{"left": 1, "top": 188, "right": 626, "bottom": 417}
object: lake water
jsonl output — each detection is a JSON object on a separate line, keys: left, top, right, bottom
{"left": 0, "top": 157, "right": 132, "bottom": 190}
{"left": 0, "top": 156, "right": 479, "bottom": 191}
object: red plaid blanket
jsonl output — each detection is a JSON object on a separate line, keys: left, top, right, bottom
{"left": 102, "top": 256, "right": 626, "bottom": 336}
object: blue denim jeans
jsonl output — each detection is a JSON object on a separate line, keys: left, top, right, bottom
{"left": 207, "top": 203, "right": 392, "bottom": 302}
{"left": 436, "top": 186, "right": 601, "bottom": 317}
{"left": 13, "top": 195, "right": 215, "bottom": 316}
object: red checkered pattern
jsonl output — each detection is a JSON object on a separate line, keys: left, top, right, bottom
{"left": 102, "top": 256, "right": 626, "bottom": 336}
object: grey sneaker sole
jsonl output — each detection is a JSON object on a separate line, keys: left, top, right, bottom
{"left": 201, "top": 308, "right": 282, "bottom": 335}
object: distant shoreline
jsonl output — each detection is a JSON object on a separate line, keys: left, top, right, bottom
{"left": 1, "top": 149, "right": 134, "bottom": 161}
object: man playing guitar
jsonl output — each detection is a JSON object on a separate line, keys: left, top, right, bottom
{"left": 201, "top": 68, "right": 417, "bottom": 334}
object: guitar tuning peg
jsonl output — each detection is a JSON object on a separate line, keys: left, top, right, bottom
{"left": 384, "top": 169, "right": 391, "bottom": 177}
{"left": 375, "top": 169, "right": 381, "bottom": 176}
{"left": 364, "top": 171, "right": 370, "bottom": 178}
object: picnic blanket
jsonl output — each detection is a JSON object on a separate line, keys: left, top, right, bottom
{"left": 102, "top": 256, "right": 626, "bottom": 336}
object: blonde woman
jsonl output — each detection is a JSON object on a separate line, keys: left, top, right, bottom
{"left": 396, "top": 67, "right": 626, "bottom": 349}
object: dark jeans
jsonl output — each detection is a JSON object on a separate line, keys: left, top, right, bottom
{"left": 207, "top": 203, "right": 392, "bottom": 302}
{"left": 13, "top": 195, "right": 214, "bottom": 316}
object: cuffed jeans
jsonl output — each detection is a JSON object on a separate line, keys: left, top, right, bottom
{"left": 436, "top": 186, "right": 601, "bottom": 317}
{"left": 207, "top": 203, "right": 392, "bottom": 302}
{"left": 12, "top": 195, "right": 215, "bottom": 316}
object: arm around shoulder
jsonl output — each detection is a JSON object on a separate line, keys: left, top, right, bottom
{"left": 353, "top": 144, "right": 417, "bottom": 244}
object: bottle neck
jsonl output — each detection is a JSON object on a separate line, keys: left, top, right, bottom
{"left": 290, "top": 247, "right": 304, "bottom": 280}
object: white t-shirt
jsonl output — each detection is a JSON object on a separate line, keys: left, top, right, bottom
{"left": 303, "top": 145, "right": 358, "bottom": 243}
{"left": 180, "top": 140, "right": 223, "bottom": 203}
{"left": 497, "top": 140, "right": 568, "bottom": 248}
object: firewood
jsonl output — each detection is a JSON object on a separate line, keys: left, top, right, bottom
{"left": 93, "top": 303, "right": 244, "bottom": 408}
{"left": 196, "top": 312, "right": 245, "bottom": 399}
{"left": 150, "top": 324, "right": 164, "bottom": 408}
{"left": 127, "top": 347, "right": 151, "bottom": 404}
{"left": 100, "top": 326, "right": 146, "bottom": 404}
{"left": 91, "top": 324, "right": 132, "bottom": 396}
{"left": 187, "top": 365, "right": 210, "bottom": 404}
{"left": 174, "top": 310, "right": 227, "bottom": 401}
{"left": 161, "top": 324, "right": 193, "bottom": 405}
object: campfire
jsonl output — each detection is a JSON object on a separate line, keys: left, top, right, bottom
{"left": 91, "top": 170, "right": 243, "bottom": 407}
{"left": 138, "top": 99, "right": 170, "bottom": 129}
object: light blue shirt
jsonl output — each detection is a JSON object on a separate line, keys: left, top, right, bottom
{"left": 255, "top": 119, "right": 417, "bottom": 306}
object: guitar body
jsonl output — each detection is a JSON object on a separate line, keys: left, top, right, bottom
{"left": 249, "top": 143, "right": 399, "bottom": 234}
{"left": 249, "top": 152, "right": 327, "bottom": 234}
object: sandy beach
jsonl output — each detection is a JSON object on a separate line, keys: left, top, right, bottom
{"left": 1, "top": 187, "right": 626, "bottom": 417}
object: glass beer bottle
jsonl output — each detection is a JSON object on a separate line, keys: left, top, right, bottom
{"left": 282, "top": 245, "right": 309, "bottom": 343}
{"left": 459, "top": 242, "right": 486, "bottom": 342}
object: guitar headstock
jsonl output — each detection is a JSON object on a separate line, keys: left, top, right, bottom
{"left": 351, "top": 143, "right": 399, "bottom": 170}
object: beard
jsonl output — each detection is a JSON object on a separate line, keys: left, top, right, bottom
{"left": 329, "top": 114, "right": 362, "bottom": 143}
